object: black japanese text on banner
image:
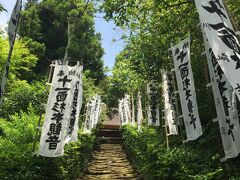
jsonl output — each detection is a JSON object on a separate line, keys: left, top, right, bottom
{"left": 83, "top": 101, "right": 92, "bottom": 134}
{"left": 203, "top": 32, "right": 240, "bottom": 159}
{"left": 65, "top": 65, "right": 83, "bottom": 143}
{"left": 39, "top": 63, "right": 78, "bottom": 157}
{"left": 147, "top": 82, "right": 160, "bottom": 126}
{"left": 162, "top": 70, "right": 178, "bottom": 135}
{"left": 195, "top": 0, "right": 240, "bottom": 101}
{"left": 171, "top": 37, "right": 202, "bottom": 141}
{"left": 83, "top": 95, "right": 101, "bottom": 133}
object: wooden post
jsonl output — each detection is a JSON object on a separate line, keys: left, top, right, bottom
{"left": 162, "top": 108, "right": 170, "bottom": 149}
{"left": 171, "top": 68, "right": 185, "bottom": 142}
{"left": 32, "top": 113, "right": 43, "bottom": 153}
{"left": 222, "top": 0, "right": 239, "bottom": 32}
{"left": 144, "top": 84, "right": 148, "bottom": 126}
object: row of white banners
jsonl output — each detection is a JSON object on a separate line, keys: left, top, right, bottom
{"left": 118, "top": 94, "right": 143, "bottom": 132}
{"left": 195, "top": 0, "right": 240, "bottom": 160}
{"left": 83, "top": 95, "right": 102, "bottom": 134}
{"left": 121, "top": 0, "right": 240, "bottom": 160}
{"left": 2, "top": 0, "right": 240, "bottom": 160}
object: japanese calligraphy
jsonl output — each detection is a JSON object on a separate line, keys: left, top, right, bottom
{"left": 203, "top": 29, "right": 240, "bottom": 159}
{"left": 147, "top": 82, "right": 160, "bottom": 126}
{"left": 172, "top": 36, "right": 202, "bottom": 141}
{"left": 195, "top": 0, "right": 240, "bottom": 101}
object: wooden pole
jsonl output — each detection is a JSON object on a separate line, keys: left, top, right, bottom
{"left": 32, "top": 113, "right": 43, "bottom": 153}
{"left": 162, "top": 109, "right": 170, "bottom": 149}
{"left": 144, "top": 84, "right": 148, "bottom": 126}
{"left": 222, "top": 0, "right": 239, "bottom": 32}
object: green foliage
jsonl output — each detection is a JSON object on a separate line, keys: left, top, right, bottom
{"left": 82, "top": 70, "right": 102, "bottom": 102}
{"left": 0, "top": 106, "right": 96, "bottom": 179}
{"left": 0, "top": 80, "right": 47, "bottom": 117}
{"left": 19, "top": 0, "right": 105, "bottom": 83}
{"left": 0, "top": 37, "right": 38, "bottom": 81}
{"left": 121, "top": 125, "right": 232, "bottom": 180}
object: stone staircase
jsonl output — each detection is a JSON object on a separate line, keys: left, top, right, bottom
{"left": 82, "top": 127, "right": 139, "bottom": 180}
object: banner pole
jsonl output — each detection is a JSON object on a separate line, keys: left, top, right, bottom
{"left": 131, "top": 94, "right": 135, "bottom": 126}
{"left": 222, "top": 0, "right": 239, "bottom": 32}
{"left": 32, "top": 113, "right": 43, "bottom": 153}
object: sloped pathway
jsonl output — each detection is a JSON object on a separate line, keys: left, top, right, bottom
{"left": 82, "top": 125, "right": 139, "bottom": 180}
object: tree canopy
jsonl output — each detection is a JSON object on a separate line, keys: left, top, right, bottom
{"left": 19, "top": 0, "right": 105, "bottom": 83}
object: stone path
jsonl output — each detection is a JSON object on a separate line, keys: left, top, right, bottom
{"left": 82, "top": 128, "right": 139, "bottom": 180}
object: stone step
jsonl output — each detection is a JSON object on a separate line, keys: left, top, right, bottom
{"left": 82, "top": 143, "right": 139, "bottom": 180}
{"left": 97, "top": 136, "right": 123, "bottom": 144}
{"left": 97, "top": 129, "right": 121, "bottom": 138}
{"left": 83, "top": 174, "right": 139, "bottom": 180}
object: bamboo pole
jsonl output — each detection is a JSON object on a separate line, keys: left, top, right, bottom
{"left": 32, "top": 113, "right": 43, "bottom": 153}
{"left": 222, "top": 0, "right": 239, "bottom": 32}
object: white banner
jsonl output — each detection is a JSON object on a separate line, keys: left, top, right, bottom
{"left": 39, "top": 63, "right": 78, "bottom": 157}
{"left": 83, "top": 95, "right": 101, "bottom": 133}
{"left": 147, "top": 82, "right": 160, "bottom": 126}
{"left": 65, "top": 66, "right": 83, "bottom": 143}
{"left": 92, "top": 95, "right": 101, "bottom": 127}
{"left": 0, "top": 0, "right": 22, "bottom": 107}
{"left": 203, "top": 33, "right": 240, "bottom": 159}
{"left": 8, "top": 0, "right": 22, "bottom": 46}
{"left": 119, "top": 95, "right": 131, "bottom": 125}
{"left": 195, "top": 0, "right": 240, "bottom": 102}
{"left": 119, "top": 99, "right": 124, "bottom": 124}
{"left": 137, "top": 91, "right": 143, "bottom": 132}
{"left": 123, "top": 95, "right": 131, "bottom": 125}
{"left": 131, "top": 96, "right": 135, "bottom": 126}
{"left": 119, "top": 99, "right": 126, "bottom": 125}
{"left": 171, "top": 37, "right": 202, "bottom": 141}
{"left": 162, "top": 70, "right": 178, "bottom": 135}
{"left": 83, "top": 101, "right": 92, "bottom": 134}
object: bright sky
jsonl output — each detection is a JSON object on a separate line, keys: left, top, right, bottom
{"left": 0, "top": 0, "right": 125, "bottom": 70}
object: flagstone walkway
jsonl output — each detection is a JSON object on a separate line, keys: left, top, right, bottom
{"left": 82, "top": 126, "right": 139, "bottom": 180}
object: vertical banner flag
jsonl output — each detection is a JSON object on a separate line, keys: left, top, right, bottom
{"left": 162, "top": 70, "right": 178, "bottom": 135}
{"left": 131, "top": 96, "right": 135, "bottom": 126}
{"left": 119, "top": 100, "right": 124, "bottom": 125}
{"left": 89, "top": 97, "right": 97, "bottom": 130}
{"left": 137, "top": 91, "right": 143, "bottom": 132}
{"left": 0, "top": 0, "right": 22, "bottom": 107}
{"left": 39, "top": 63, "right": 78, "bottom": 157}
{"left": 123, "top": 95, "right": 131, "bottom": 125}
{"left": 83, "top": 95, "right": 101, "bottom": 133}
{"left": 147, "top": 82, "right": 160, "bottom": 126}
{"left": 203, "top": 33, "right": 240, "bottom": 159}
{"left": 119, "top": 95, "right": 131, "bottom": 125}
{"left": 65, "top": 65, "right": 83, "bottom": 143}
{"left": 83, "top": 101, "right": 92, "bottom": 134}
{"left": 195, "top": 0, "right": 240, "bottom": 101}
{"left": 94, "top": 95, "right": 102, "bottom": 126}
{"left": 171, "top": 37, "right": 202, "bottom": 141}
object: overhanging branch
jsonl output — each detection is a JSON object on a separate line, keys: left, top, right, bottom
{"left": 161, "top": 0, "right": 193, "bottom": 8}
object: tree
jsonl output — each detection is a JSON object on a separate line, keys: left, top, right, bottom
{"left": 19, "top": 0, "right": 105, "bottom": 84}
